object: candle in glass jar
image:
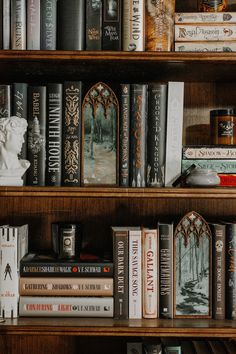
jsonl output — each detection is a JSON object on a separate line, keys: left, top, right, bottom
{"left": 210, "top": 109, "right": 236, "bottom": 145}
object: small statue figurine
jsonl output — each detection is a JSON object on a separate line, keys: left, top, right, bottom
{"left": 0, "top": 116, "right": 30, "bottom": 186}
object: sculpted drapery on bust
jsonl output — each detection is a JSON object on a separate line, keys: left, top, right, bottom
{"left": 0, "top": 116, "right": 30, "bottom": 184}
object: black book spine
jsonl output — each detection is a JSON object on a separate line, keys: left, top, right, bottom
{"left": 210, "top": 223, "right": 226, "bottom": 320}
{"left": 130, "top": 84, "right": 148, "bottom": 187}
{"left": 86, "top": 0, "right": 102, "bottom": 50}
{"left": 62, "top": 81, "right": 82, "bottom": 186}
{"left": 102, "top": 0, "right": 122, "bottom": 50}
{"left": 225, "top": 222, "right": 236, "bottom": 319}
{"left": 46, "top": 83, "right": 62, "bottom": 186}
{"left": 40, "top": 0, "right": 57, "bottom": 50}
{"left": 0, "top": 84, "right": 11, "bottom": 117}
{"left": 57, "top": 0, "right": 85, "bottom": 50}
{"left": 27, "top": 86, "right": 46, "bottom": 186}
{"left": 158, "top": 221, "right": 173, "bottom": 319}
{"left": 147, "top": 83, "right": 167, "bottom": 187}
{"left": 119, "top": 84, "right": 130, "bottom": 187}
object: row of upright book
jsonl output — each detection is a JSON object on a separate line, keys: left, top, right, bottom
{"left": 1, "top": 0, "right": 175, "bottom": 51}
{"left": 1, "top": 80, "right": 185, "bottom": 188}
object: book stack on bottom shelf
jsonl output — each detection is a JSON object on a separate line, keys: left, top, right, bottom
{"left": 18, "top": 252, "right": 114, "bottom": 317}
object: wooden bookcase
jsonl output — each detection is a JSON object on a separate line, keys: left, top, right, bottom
{"left": 1, "top": 0, "right": 236, "bottom": 352}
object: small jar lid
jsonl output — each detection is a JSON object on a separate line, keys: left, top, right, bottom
{"left": 210, "top": 108, "right": 236, "bottom": 117}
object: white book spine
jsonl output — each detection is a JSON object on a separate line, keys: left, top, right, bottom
{"left": 164, "top": 82, "right": 184, "bottom": 187}
{"left": 11, "top": 0, "right": 26, "bottom": 49}
{"left": 175, "top": 12, "right": 236, "bottom": 23}
{"left": 27, "top": 0, "right": 40, "bottom": 49}
{"left": 175, "top": 24, "right": 236, "bottom": 41}
{"left": 175, "top": 41, "right": 236, "bottom": 52}
{"left": 19, "top": 296, "right": 114, "bottom": 317}
{"left": 142, "top": 228, "right": 158, "bottom": 319}
{"left": 129, "top": 228, "right": 142, "bottom": 319}
{"left": 123, "top": 0, "right": 145, "bottom": 51}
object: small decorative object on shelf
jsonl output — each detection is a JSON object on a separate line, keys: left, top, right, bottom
{"left": 199, "top": 0, "right": 228, "bottom": 12}
{"left": 52, "top": 222, "right": 82, "bottom": 260}
{"left": 185, "top": 167, "right": 220, "bottom": 187}
{"left": 0, "top": 116, "right": 30, "bottom": 186}
{"left": 210, "top": 109, "right": 236, "bottom": 145}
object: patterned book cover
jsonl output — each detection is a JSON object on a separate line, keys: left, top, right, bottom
{"left": 11, "top": 0, "right": 26, "bottom": 49}
{"left": 46, "top": 83, "right": 62, "bottom": 186}
{"left": 40, "top": 0, "right": 57, "bottom": 50}
{"left": 123, "top": 0, "right": 145, "bottom": 51}
{"left": 119, "top": 83, "right": 130, "bottom": 187}
{"left": 225, "top": 222, "right": 236, "bottom": 319}
{"left": 62, "top": 81, "right": 82, "bottom": 186}
{"left": 147, "top": 83, "right": 167, "bottom": 187}
{"left": 145, "top": 0, "right": 175, "bottom": 51}
{"left": 27, "top": 0, "right": 40, "bottom": 49}
{"left": 27, "top": 85, "right": 46, "bottom": 186}
{"left": 86, "top": 0, "right": 102, "bottom": 50}
{"left": 102, "top": 0, "right": 122, "bottom": 50}
{"left": 130, "top": 84, "right": 148, "bottom": 187}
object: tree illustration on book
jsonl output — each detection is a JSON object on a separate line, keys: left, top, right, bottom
{"left": 174, "top": 211, "right": 212, "bottom": 318}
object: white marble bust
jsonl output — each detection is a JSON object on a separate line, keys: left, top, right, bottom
{"left": 0, "top": 116, "right": 30, "bottom": 185}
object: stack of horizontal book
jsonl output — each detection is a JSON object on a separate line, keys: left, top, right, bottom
{"left": 19, "top": 252, "right": 114, "bottom": 317}
{"left": 175, "top": 12, "right": 236, "bottom": 52}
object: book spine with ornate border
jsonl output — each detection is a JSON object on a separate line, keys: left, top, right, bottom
{"left": 225, "top": 222, "right": 236, "bottom": 319}
{"left": 119, "top": 83, "right": 130, "bottom": 187}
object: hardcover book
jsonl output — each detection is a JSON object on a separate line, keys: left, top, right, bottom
{"left": 40, "top": 0, "right": 57, "bottom": 50}
{"left": 102, "top": 0, "right": 122, "bottom": 50}
{"left": 127, "top": 342, "right": 143, "bottom": 354}
{"left": 145, "top": 0, "right": 175, "bottom": 51}
{"left": 119, "top": 83, "right": 130, "bottom": 187}
{"left": 62, "top": 81, "right": 82, "bottom": 186}
{"left": 19, "top": 296, "right": 114, "bottom": 317}
{"left": 112, "top": 226, "right": 129, "bottom": 319}
{"left": 175, "top": 24, "right": 236, "bottom": 41}
{"left": 27, "top": 0, "right": 40, "bottom": 50}
{"left": 130, "top": 84, "right": 148, "bottom": 187}
{"left": 86, "top": 0, "right": 102, "bottom": 50}
{"left": 19, "top": 277, "right": 113, "bottom": 296}
{"left": 20, "top": 252, "right": 113, "bottom": 277}
{"left": 183, "top": 145, "right": 236, "bottom": 159}
{"left": 142, "top": 228, "right": 158, "bottom": 319}
{"left": 147, "top": 83, "right": 167, "bottom": 187}
{"left": 46, "top": 83, "right": 62, "bottom": 186}
{"left": 0, "top": 84, "right": 11, "bottom": 117}
{"left": 3, "top": 0, "right": 10, "bottom": 49}
{"left": 182, "top": 159, "right": 236, "bottom": 174}
{"left": 175, "top": 41, "right": 236, "bottom": 52}
{"left": 225, "top": 221, "right": 236, "bottom": 319}
{"left": 57, "top": 0, "right": 85, "bottom": 50}
{"left": 11, "top": 0, "right": 26, "bottom": 49}
{"left": 175, "top": 12, "right": 236, "bottom": 23}
{"left": 165, "top": 82, "right": 184, "bottom": 187}
{"left": 219, "top": 173, "right": 236, "bottom": 186}
{"left": 0, "top": 0, "right": 3, "bottom": 49}
{"left": 27, "top": 85, "right": 46, "bottom": 186}
{"left": 123, "top": 0, "right": 145, "bottom": 51}
{"left": 0, "top": 225, "right": 28, "bottom": 318}
{"left": 82, "top": 82, "right": 119, "bottom": 186}
{"left": 209, "top": 223, "right": 226, "bottom": 320}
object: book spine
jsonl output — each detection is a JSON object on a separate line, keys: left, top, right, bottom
{"left": 12, "top": 82, "right": 28, "bottom": 161}
{"left": 123, "top": 0, "right": 145, "bottom": 51}
{"left": 165, "top": 81, "right": 184, "bottom": 187}
{"left": 62, "top": 81, "right": 82, "bottom": 186}
{"left": 175, "top": 12, "right": 236, "bottom": 23}
{"left": 3, "top": 0, "right": 10, "bottom": 49}
{"left": 0, "top": 84, "right": 11, "bottom": 117}
{"left": 210, "top": 223, "right": 226, "bottom": 320}
{"left": 145, "top": 0, "right": 175, "bottom": 51}
{"left": 219, "top": 174, "right": 236, "bottom": 186}
{"left": 175, "top": 41, "right": 236, "bottom": 52}
{"left": 57, "top": 0, "right": 85, "bottom": 50}
{"left": 0, "top": 227, "right": 18, "bottom": 318}
{"left": 129, "top": 228, "right": 142, "bottom": 319}
{"left": 40, "top": 0, "right": 57, "bottom": 50}
{"left": 130, "top": 84, "right": 148, "bottom": 187}
{"left": 27, "top": 86, "right": 46, "bottom": 186}
{"left": 0, "top": 0, "right": 3, "bottom": 49}
{"left": 183, "top": 146, "right": 236, "bottom": 159}
{"left": 19, "top": 277, "right": 113, "bottom": 296}
{"left": 27, "top": 0, "right": 40, "bottom": 49}
{"left": 20, "top": 261, "right": 114, "bottom": 277}
{"left": 127, "top": 343, "right": 143, "bottom": 354}
{"left": 112, "top": 227, "right": 129, "bottom": 319}
{"left": 142, "top": 228, "right": 158, "bottom": 319}
{"left": 11, "top": 0, "right": 26, "bottom": 49}
{"left": 225, "top": 223, "right": 236, "bottom": 319}
{"left": 182, "top": 159, "right": 236, "bottom": 174}
{"left": 147, "top": 83, "right": 167, "bottom": 187}
{"left": 119, "top": 84, "right": 130, "bottom": 187}
{"left": 19, "top": 296, "right": 114, "bottom": 317}
{"left": 102, "top": 0, "right": 122, "bottom": 50}
{"left": 175, "top": 24, "right": 236, "bottom": 42}
{"left": 158, "top": 222, "right": 173, "bottom": 319}
{"left": 86, "top": 0, "right": 102, "bottom": 50}
{"left": 46, "top": 83, "right": 62, "bottom": 186}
